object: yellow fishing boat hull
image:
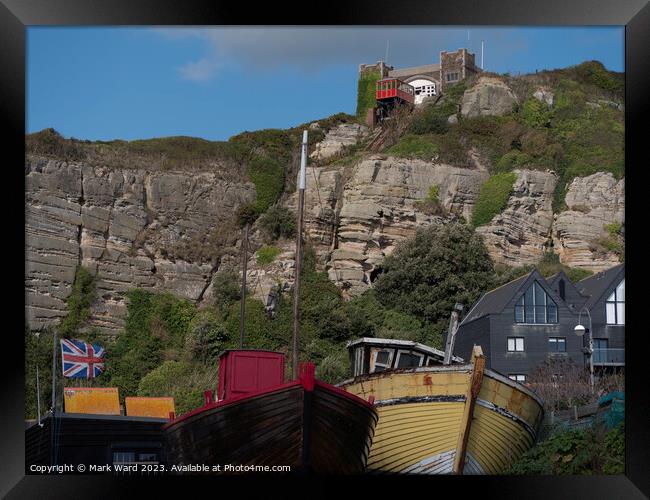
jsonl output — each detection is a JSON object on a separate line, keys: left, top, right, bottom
{"left": 339, "top": 355, "right": 544, "bottom": 474}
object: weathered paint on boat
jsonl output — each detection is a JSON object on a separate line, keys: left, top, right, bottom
{"left": 339, "top": 348, "right": 544, "bottom": 474}
{"left": 164, "top": 364, "right": 378, "bottom": 474}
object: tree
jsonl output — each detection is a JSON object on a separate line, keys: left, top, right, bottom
{"left": 527, "top": 358, "right": 592, "bottom": 411}
{"left": 374, "top": 222, "right": 495, "bottom": 328}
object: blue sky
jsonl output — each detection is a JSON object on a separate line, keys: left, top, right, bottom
{"left": 27, "top": 27, "right": 624, "bottom": 142}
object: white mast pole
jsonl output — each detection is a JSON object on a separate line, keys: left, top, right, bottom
{"left": 292, "top": 130, "right": 308, "bottom": 379}
{"left": 481, "top": 40, "right": 484, "bottom": 69}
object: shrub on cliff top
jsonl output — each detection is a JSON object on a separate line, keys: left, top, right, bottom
{"left": 471, "top": 172, "right": 517, "bottom": 227}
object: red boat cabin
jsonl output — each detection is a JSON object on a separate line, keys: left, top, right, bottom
{"left": 216, "top": 350, "right": 285, "bottom": 402}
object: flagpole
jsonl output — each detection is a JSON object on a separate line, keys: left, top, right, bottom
{"left": 36, "top": 365, "right": 42, "bottom": 427}
{"left": 51, "top": 329, "right": 58, "bottom": 466}
{"left": 51, "top": 330, "right": 57, "bottom": 415}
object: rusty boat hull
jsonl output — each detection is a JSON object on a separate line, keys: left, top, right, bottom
{"left": 338, "top": 350, "right": 544, "bottom": 474}
{"left": 163, "top": 379, "right": 377, "bottom": 474}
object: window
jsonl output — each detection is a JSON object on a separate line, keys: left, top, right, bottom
{"left": 446, "top": 72, "right": 459, "bottom": 82}
{"left": 606, "top": 279, "right": 624, "bottom": 325}
{"left": 353, "top": 347, "right": 365, "bottom": 377}
{"left": 507, "top": 337, "right": 525, "bottom": 352}
{"left": 395, "top": 350, "right": 424, "bottom": 369}
{"left": 371, "top": 349, "right": 394, "bottom": 373}
{"left": 548, "top": 337, "right": 566, "bottom": 352}
{"left": 515, "top": 281, "right": 558, "bottom": 324}
{"left": 508, "top": 374, "right": 526, "bottom": 382}
{"left": 558, "top": 280, "right": 566, "bottom": 300}
{"left": 593, "top": 338, "right": 609, "bottom": 364}
{"left": 113, "top": 452, "right": 135, "bottom": 463}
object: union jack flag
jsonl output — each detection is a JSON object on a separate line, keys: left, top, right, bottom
{"left": 60, "top": 339, "right": 105, "bottom": 379}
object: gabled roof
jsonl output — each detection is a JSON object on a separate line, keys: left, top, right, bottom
{"left": 546, "top": 269, "right": 588, "bottom": 309}
{"left": 545, "top": 270, "right": 566, "bottom": 287}
{"left": 459, "top": 271, "right": 533, "bottom": 326}
{"left": 576, "top": 264, "right": 625, "bottom": 310}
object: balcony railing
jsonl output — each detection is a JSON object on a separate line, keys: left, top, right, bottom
{"left": 592, "top": 348, "right": 625, "bottom": 365}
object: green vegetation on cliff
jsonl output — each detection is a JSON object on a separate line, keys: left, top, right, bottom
{"left": 379, "top": 61, "right": 623, "bottom": 210}
{"left": 356, "top": 69, "right": 381, "bottom": 121}
{"left": 472, "top": 172, "right": 517, "bottom": 227}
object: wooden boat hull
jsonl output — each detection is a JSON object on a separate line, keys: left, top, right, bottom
{"left": 339, "top": 363, "right": 544, "bottom": 474}
{"left": 163, "top": 380, "right": 377, "bottom": 474}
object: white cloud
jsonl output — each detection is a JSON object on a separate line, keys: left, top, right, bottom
{"left": 178, "top": 57, "right": 220, "bottom": 81}
{"left": 154, "top": 27, "right": 514, "bottom": 81}
{"left": 151, "top": 27, "right": 619, "bottom": 81}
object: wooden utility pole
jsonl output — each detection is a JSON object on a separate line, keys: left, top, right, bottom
{"left": 292, "top": 130, "right": 308, "bottom": 379}
{"left": 239, "top": 223, "right": 249, "bottom": 348}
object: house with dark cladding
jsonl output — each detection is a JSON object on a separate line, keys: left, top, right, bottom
{"left": 450, "top": 264, "right": 625, "bottom": 383}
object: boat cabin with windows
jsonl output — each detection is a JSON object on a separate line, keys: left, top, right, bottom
{"left": 347, "top": 338, "right": 464, "bottom": 378}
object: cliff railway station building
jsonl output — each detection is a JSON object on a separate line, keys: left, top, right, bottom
{"left": 360, "top": 48, "right": 481, "bottom": 126}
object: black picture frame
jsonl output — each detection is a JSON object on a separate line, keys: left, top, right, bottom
{"left": 2, "top": 0, "right": 648, "bottom": 497}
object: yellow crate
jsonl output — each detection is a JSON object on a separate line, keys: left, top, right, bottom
{"left": 125, "top": 397, "right": 175, "bottom": 419}
{"left": 63, "top": 387, "right": 120, "bottom": 415}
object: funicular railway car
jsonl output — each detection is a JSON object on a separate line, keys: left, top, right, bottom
{"left": 374, "top": 78, "right": 415, "bottom": 123}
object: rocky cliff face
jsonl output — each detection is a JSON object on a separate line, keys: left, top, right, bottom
{"left": 26, "top": 157, "right": 255, "bottom": 334}
{"left": 309, "top": 122, "right": 368, "bottom": 161}
{"left": 460, "top": 76, "right": 519, "bottom": 118}
{"left": 326, "top": 156, "right": 488, "bottom": 296}
{"left": 25, "top": 152, "right": 624, "bottom": 333}
{"left": 476, "top": 170, "right": 557, "bottom": 266}
{"left": 25, "top": 70, "right": 625, "bottom": 334}
{"left": 553, "top": 172, "right": 625, "bottom": 271}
